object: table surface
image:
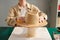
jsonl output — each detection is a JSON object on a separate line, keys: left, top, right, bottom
{"left": 8, "top": 27, "right": 52, "bottom": 40}
{"left": 0, "top": 27, "right": 60, "bottom": 40}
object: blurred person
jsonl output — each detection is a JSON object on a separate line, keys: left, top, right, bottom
{"left": 6, "top": 0, "right": 47, "bottom": 26}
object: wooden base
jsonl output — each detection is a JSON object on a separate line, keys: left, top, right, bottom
{"left": 16, "top": 20, "right": 48, "bottom": 28}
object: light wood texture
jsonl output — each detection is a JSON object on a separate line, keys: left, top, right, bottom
{"left": 16, "top": 20, "right": 48, "bottom": 28}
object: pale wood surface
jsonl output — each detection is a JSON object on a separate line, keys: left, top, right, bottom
{"left": 16, "top": 20, "right": 48, "bottom": 28}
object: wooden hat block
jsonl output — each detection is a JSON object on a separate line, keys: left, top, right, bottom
{"left": 16, "top": 20, "right": 48, "bottom": 37}
{"left": 16, "top": 14, "right": 48, "bottom": 37}
{"left": 16, "top": 11, "right": 48, "bottom": 28}
{"left": 16, "top": 9, "right": 48, "bottom": 37}
{"left": 16, "top": 20, "right": 48, "bottom": 28}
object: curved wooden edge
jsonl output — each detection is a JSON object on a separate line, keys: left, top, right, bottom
{"left": 16, "top": 20, "right": 48, "bottom": 28}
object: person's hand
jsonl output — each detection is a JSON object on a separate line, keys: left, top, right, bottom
{"left": 44, "top": 15, "right": 48, "bottom": 20}
{"left": 16, "top": 17, "right": 25, "bottom": 23}
{"left": 39, "top": 15, "right": 47, "bottom": 23}
{"left": 17, "top": 17, "right": 25, "bottom": 20}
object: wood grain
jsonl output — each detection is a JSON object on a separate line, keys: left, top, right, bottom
{"left": 16, "top": 20, "right": 48, "bottom": 28}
